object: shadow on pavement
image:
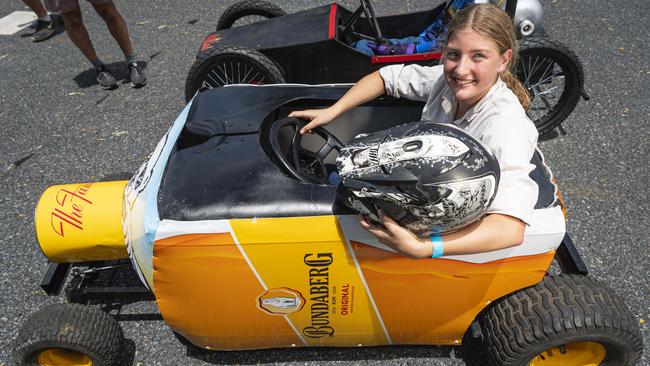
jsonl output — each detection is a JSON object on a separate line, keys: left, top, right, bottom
{"left": 116, "top": 338, "right": 137, "bottom": 366}
{"left": 184, "top": 342, "right": 463, "bottom": 364}
{"left": 176, "top": 331, "right": 488, "bottom": 365}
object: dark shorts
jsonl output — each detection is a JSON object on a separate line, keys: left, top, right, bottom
{"left": 44, "top": 0, "right": 111, "bottom": 13}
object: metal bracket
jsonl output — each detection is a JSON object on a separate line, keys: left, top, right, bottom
{"left": 71, "top": 263, "right": 131, "bottom": 278}
{"left": 40, "top": 262, "right": 71, "bottom": 296}
{"left": 40, "top": 260, "right": 154, "bottom": 303}
{"left": 68, "top": 285, "right": 154, "bottom": 304}
{"left": 554, "top": 233, "right": 589, "bottom": 275}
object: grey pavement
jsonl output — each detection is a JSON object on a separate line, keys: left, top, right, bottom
{"left": 0, "top": 0, "right": 648, "bottom": 365}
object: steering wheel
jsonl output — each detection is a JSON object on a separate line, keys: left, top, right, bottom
{"left": 269, "top": 117, "right": 343, "bottom": 184}
{"left": 340, "top": 0, "right": 384, "bottom": 43}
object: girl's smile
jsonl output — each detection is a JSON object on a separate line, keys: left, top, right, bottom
{"left": 450, "top": 77, "right": 475, "bottom": 86}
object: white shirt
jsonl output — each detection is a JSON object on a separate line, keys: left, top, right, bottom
{"left": 380, "top": 64, "right": 539, "bottom": 225}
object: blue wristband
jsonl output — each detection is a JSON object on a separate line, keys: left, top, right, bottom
{"left": 430, "top": 233, "right": 444, "bottom": 258}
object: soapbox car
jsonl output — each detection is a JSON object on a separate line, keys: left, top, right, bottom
{"left": 185, "top": 0, "right": 589, "bottom": 135}
{"left": 15, "top": 84, "right": 641, "bottom": 366}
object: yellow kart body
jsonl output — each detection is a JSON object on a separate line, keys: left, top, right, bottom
{"left": 35, "top": 179, "right": 564, "bottom": 350}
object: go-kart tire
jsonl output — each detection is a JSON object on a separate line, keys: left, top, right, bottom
{"left": 185, "top": 45, "right": 285, "bottom": 102}
{"left": 516, "top": 37, "right": 584, "bottom": 135}
{"left": 13, "top": 303, "right": 124, "bottom": 366}
{"left": 216, "top": 0, "right": 286, "bottom": 31}
{"left": 481, "top": 274, "right": 643, "bottom": 366}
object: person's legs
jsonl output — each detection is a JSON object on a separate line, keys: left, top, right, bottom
{"left": 60, "top": 5, "right": 117, "bottom": 89}
{"left": 91, "top": 0, "right": 145, "bottom": 87}
{"left": 25, "top": 0, "right": 65, "bottom": 42}
{"left": 22, "top": 0, "right": 48, "bottom": 18}
{"left": 60, "top": 6, "right": 98, "bottom": 61}
{"left": 91, "top": 0, "right": 132, "bottom": 58}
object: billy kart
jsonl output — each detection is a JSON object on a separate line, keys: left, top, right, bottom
{"left": 185, "top": 0, "right": 589, "bottom": 135}
{"left": 14, "top": 84, "right": 641, "bottom": 366}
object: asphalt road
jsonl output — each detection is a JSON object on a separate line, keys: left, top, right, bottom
{"left": 0, "top": 0, "right": 648, "bottom": 365}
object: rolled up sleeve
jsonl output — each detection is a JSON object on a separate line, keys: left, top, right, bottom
{"left": 379, "top": 64, "right": 442, "bottom": 102}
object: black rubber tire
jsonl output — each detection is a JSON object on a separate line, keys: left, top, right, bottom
{"left": 216, "top": 0, "right": 286, "bottom": 31}
{"left": 14, "top": 303, "right": 124, "bottom": 366}
{"left": 516, "top": 37, "right": 584, "bottom": 135}
{"left": 185, "top": 45, "right": 285, "bottom": 102}
{"left": 481, "top": 274, "right": 643, "bottom": 366}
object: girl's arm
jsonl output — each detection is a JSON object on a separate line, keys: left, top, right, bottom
{"left": 289, "top": 70, "right": 386, "bottom": 135}
{"left": 361, "top": 212, "right": 526, "bottom": 259}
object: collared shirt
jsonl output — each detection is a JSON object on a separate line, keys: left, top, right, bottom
{"left": 379, "top": 64, "right": 539, "bottom": 225}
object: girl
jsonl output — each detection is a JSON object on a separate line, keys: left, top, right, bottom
{"left": 289, "top": 4, "right": 538, "bottom": 259}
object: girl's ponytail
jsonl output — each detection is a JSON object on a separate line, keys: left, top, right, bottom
{"left": 501, "top": 69, "right": 530, "bottom": 110}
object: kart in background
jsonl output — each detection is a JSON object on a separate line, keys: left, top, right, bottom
{"left": 14, "top": 84, "right": 641, "bottom": 366}
{"left": 185, "top": 0, "right": 590, "bottom": 135}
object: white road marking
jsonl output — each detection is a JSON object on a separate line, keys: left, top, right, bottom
{"left": 0, "top": 11, "right": 36, "bottom": 36}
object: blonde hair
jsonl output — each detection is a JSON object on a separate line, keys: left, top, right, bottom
{"left": 444, "top": 4, "right": 530, "bottom": 110}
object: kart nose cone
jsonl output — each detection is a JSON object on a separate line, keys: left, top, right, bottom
{"left": 34, "top": 181, "right": 129, "bottom": 262}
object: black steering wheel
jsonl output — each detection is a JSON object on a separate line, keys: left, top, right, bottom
{"left": 269, "top": 117, "right": 343, "bottom": 184}
{"left": 340, "top": 0, "right": 384, "bottom": 43}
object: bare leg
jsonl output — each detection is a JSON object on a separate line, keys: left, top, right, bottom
{"left": 92, "top": 0, "right": 133, "bottom": 57}
{"left": 21, "top": 0, "right": 47, "bottom": 18}
{"left": 60, "top": 7, "right": 99, "bottom": 61}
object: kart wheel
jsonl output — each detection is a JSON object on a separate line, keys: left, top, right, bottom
{"left": 481, "top": 274, "right": 643, "bottom": 366}
{"left": 516, "top": 38, "right": 584, "bottom": 135}
{"left": 185, "top": 45, "right": 285, "bottom": 102}
{"left": 14, "top": 303, "right": 123, "bottom": 366}
{"left": 216, "top": 0, "right": 286, "bottom": 30}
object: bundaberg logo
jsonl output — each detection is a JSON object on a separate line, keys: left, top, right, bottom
{"left": 302, "top": 252, "right": 335, "bottom": 339}
{"left": 257, "top": 288, "right": 305, "bottom": 315}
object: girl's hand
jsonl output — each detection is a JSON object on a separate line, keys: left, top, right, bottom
{"left": 359, "top": 212, "right": 431, "bottom": 259}
{"left": 288, "top": 108, "right": 338, "bottom": 134}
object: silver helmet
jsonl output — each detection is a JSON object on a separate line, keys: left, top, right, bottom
{"left": 336, "top": 122, "right": 500, "bottom": 235}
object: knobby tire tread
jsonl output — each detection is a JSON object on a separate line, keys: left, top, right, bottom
{"left": 185, "top": 45, "right": 285, "bottom": 102}
{"left": 517, "top": 37, "right": 584, "bottom": 135}
{"left": 481, "top": 274, "right": 642, "bottom": 366}
{"left": 14, "top": 303, "right": 123, "bottom": 366}
{"left": 216, "top": 0, "right": 286, "bottom": 30}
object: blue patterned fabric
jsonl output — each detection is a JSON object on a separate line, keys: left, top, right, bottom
{"left": 353, "top": 0, "right": 475, "bottom": 56}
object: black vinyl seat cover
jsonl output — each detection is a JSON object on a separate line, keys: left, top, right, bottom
{"left": 159, "top": 85, "right": 353, "bottom": 221}
{"left": 158, "top": 133, "right": 349, "bottom": 221}
{"left": 184, "top": 84, "right": 351, "bottom": 136}
{"left": 159, "top": 86, "right": 560, "bottom": 221}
